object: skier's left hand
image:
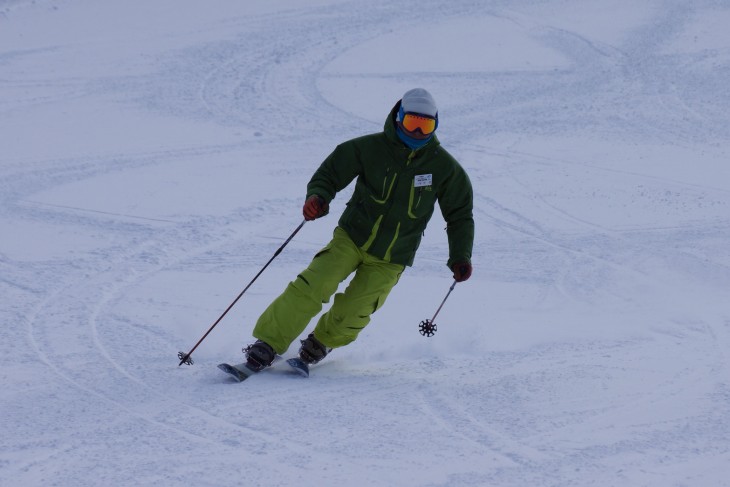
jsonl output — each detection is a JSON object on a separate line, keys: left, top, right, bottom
{"left": 452, "top": 262, "right": 472, "bottom": 282}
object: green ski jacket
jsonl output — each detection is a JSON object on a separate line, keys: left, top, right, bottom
{"left": 306, "top": 101, "right": 474, "bottom": 268}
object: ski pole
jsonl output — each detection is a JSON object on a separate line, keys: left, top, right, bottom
{"left": 178, "top": 219, "right": 307, "bottom": 366}
{"left": 418, "top": 280, "right": 457, "bottom": 337}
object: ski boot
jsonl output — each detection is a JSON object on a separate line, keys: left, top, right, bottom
{"left": 218, "top": 340, "right": 276, "bottom": 382}
{"left": 286, "top": 333, "right": 331, "bottom": 377}
{"left": 299, "top": 333, "right": 331, "bottom": 364}
{"left": 243, "top": 340, "right": 276, "bottom": 372}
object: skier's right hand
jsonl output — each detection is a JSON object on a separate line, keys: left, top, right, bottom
{"left": 303, "top": 195, "right": 329, "bottom": 221}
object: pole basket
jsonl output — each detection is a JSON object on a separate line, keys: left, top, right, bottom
{"left": 178, "top": 351, "right": 194, "bottom": 366}
{"left": 417, "top": 280, "right": 456, "bottom": 338}
{"left": 418, "top": 319, "right": 437, "bottom": 337}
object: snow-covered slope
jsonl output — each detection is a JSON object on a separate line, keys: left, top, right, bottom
{"left": 2, "top": 1, "right": 729, "bottom": 485}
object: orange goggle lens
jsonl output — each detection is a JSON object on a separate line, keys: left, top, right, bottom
{"left": 401, "top": 113, "right": 437, "bottom": 135}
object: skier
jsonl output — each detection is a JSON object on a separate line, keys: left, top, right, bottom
{"left": 243, "top": 88, "right": 474, "bottom": 371}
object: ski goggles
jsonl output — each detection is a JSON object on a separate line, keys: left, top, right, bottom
{"left": 400, "top": 110, "right": 438, "bottom": 135}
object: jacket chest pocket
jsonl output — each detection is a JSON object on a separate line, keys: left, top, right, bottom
{"left": 367, "top": 168, "right": 398, "bottom": 205}
{"left": 407, "top": 179, "right": 436, "bottom": 219}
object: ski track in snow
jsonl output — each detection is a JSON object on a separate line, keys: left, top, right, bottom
{"left": 2, "top": 0, "right": 730, "bottom": 486}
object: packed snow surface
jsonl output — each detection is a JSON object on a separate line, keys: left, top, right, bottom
{"left": 2, "top": 1, "right": 730, "bottom": 486}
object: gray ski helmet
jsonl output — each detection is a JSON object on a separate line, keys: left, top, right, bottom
{"left": 401, "top": 88, "right": 437, "bottom": 117}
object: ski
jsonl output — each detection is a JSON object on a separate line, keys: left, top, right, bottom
{"left": 218, "top": 357, "right": 310, "bottom": 382}
{"left": 218, "top": 357, "right": 308, "bottom": 381}
{"left": 286, "top": 357, "right": 310, "bottom": 377}
{"left": 217, "top": 362, "right": 259, "bottom": 382}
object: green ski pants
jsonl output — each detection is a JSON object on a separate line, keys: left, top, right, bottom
{"left": 252, "top": 227, "right": 404, "bottom": 354}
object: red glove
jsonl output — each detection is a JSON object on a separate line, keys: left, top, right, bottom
{"left": 303, "top": 195, "right": 328, "bottom": 221}
{"left": 452, "top": 262, "right": 472, "bottom": 282}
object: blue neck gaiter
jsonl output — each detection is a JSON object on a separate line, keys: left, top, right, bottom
{"left": 396, "top": 125, "right": 433, "bottom": 150}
